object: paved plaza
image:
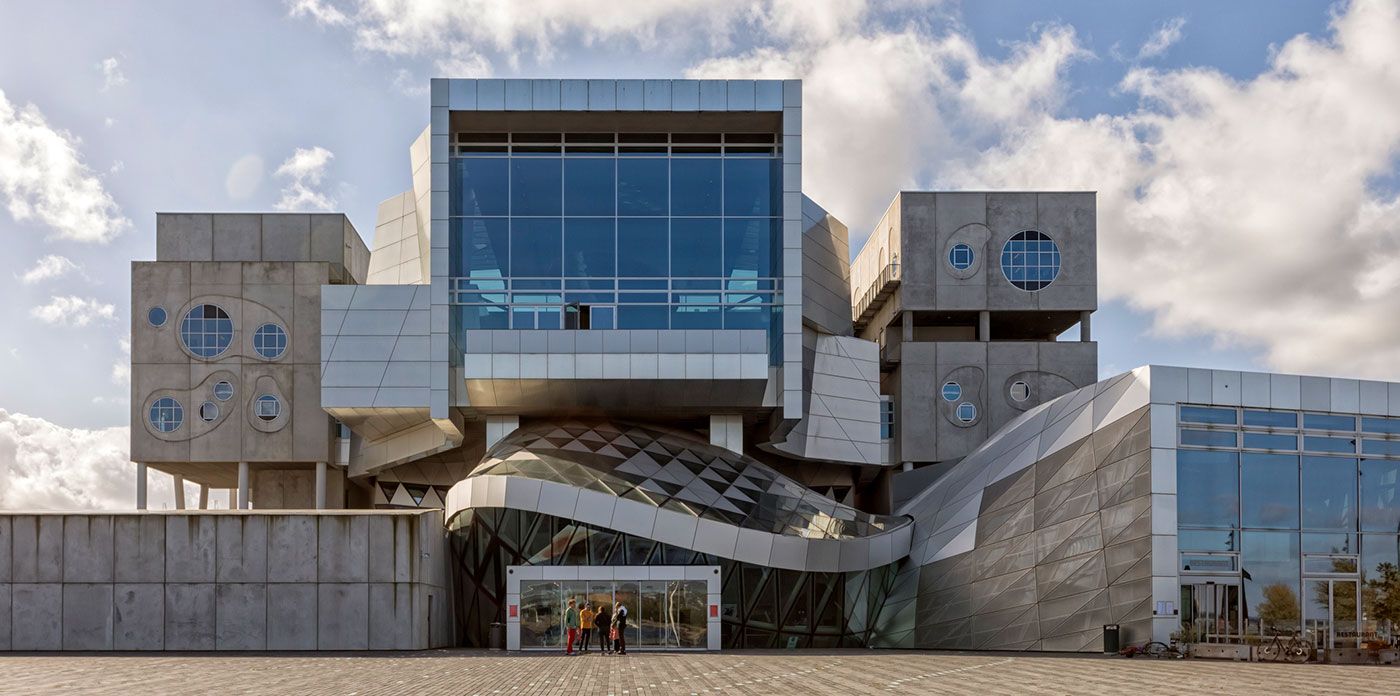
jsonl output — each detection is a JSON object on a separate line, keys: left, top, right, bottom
{"left": 1, "top": 649, "right": 1398, "bottom": 695}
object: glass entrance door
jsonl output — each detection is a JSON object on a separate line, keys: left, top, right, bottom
{"left": 518, "top": 577, "right": 710, "bottom": 650}
{"left": 1182, "top": 582, "right": 1242, "bottom": 643}
{"left": 1304, "top": 579, "right": 1361, "bottom": 650}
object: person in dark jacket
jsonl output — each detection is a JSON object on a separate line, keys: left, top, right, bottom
{"left": 594, "top": 604, "right": 613, "bottom": 654}
{"left": 612, "top": 602, "right": 629, "bottom": 655}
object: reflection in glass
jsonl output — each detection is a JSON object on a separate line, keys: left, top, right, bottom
{"left": 723, "top": 158, "right": 779, "bottom": 216}
{"left": 1181, "top": 406, "right": 1237, "bottom": 425}
{"left": 1241, "top": 453, "right": 1299, "bottom": 529}
{"left": 1361, "top": 459, "right": 1400, "bottom": 532}
{"left": 564, "top": 218, "right": 615, "bottom": 277}
{"left": 510, "top": 219, "right": 562, "bottom": 277}
{"left": 521, "top": 581, "right": 562, "bottom": 648}
{"left": 511, "top": 157, "right": 562, "bottom": 215}
{"left": 1301, "top": 457, "right": 1357, "bottom": 531}
{"left": 618, "top": 158, "right": 668, "bottom": 216}
{"left": 723, "top": 218, "right": 777, "bottom": 280}
{"left": 1177, "top": 449, "right": 1239, "bottom": 528}
{"left": 1241, "top": 531, "right": 1300, "bottom": 636}
{"left": 671, "top": 218, "right": 722, "bottom": 277}
{"left": 452, "top": 218, "right": 509, "bottom": 279}
{"left": 564, "top": 157, "right": 615, "bottom": 216}
{"left": 617, "top": 219, "right": 667, "bottom": 277}
{"left": 671, "top": 158, "right": 721, "bottom": 215}
{"left": 451, "top": 157, "right": 509, "bottom": 216}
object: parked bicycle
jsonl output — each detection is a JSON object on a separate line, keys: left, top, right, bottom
{"left": 1120, "top": 641, "right": 1186, "bottom": 659}
{"left": 1257, "top": 631, "right": 1314, "bottom": 663}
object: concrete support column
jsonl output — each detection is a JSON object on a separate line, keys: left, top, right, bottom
{"left": 198, "top": 484, "right": 209, "bottom": 510}
{"left": 135, "top": 463, "right": 148, "bottom": 510}
{"left": 237, "top": 462, "right": 249, "bottom": 510}
{"left": 901, "top": 310, "right": 914, "bottom": 343}
{"left": 979, "top": 311, "right": 991, "bottom": 342}
{"left": 172, "top": 474, "right": 185, "bottom": 510}
{"left": 1080, "top": 310, "right": 1092, "bottom": 342}
{"left": 485, "top": 415, "right": 521, "bottom": 450}
{"left": 315, "top": 461, "right": 328, "bottom": 510}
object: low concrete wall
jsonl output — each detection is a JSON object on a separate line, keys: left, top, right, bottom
{"left": 0, "top": 510, "right": 452, "bottom": 651}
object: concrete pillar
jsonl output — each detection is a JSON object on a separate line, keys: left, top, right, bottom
{"left": 198, "top": 484, "right": 209, "bottom": 510}
{"left": 237, "top": 462, "right": 249, "bottom": 510}
{"left": 172, "top": 474, "right": 185, "bottom": 510}
{"left": 1080, "top": 310, "right": 1092, "bottom": 342}
{"left": 315, "top": 461, "right": 327, "bottom": 510}
{"left": 135, "top": 463, "right": 148, "bottom": 510}
{"left": 709, "top": 415, "right": 743, "bottom": 455}
{"left": 979, "top": 311, "right": 991, "bottom": 342}
{"left": 901, "top": 310, "right": 914, "bottom": 343}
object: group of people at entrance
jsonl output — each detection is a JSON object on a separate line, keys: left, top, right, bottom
{"left": 564, "top": 598, "right": 628, "bottom": 655}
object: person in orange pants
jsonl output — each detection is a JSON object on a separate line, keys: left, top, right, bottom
{"left": 564, "top": 598, "right": 580, "bottom": 655}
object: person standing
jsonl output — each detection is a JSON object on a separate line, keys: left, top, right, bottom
{"left": 564, "top": 598, "right": 580, "bottom": 656}
{"left": 579, "top": 602, "right": 596, "bottom": 654}
{"left": 612, "top": 602, "right": 629, "bottom": 655}
{"left": 594, "top": 603, "right": 613, "bottom": 654}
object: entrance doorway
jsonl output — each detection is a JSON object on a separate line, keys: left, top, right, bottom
{"left": 1181, "top": 581, "right": 1242, "bottom": 643}
{"left": 1304, "top": 578, "right": 1360, "bottom": 650}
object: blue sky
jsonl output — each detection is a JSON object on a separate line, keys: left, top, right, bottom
{"left": 0, "top": 0, "right": 1395, "bottom": 449}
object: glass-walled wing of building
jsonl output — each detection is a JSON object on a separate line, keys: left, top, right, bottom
{"left": 448, "top": 131, "right": 782, "bottom": 344}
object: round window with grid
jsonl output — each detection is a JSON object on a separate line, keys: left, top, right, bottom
{"left": 941, "top": 382, "right": 962, "bottom": 402}
{"left": 149, "top": 397, "right": 183, "bottom": 432}
{"left": 213, "top": 381, "right": 234, "bottom": 401}
{"left": 948, "top": 243, "right": 975, "bottom": 270}
{"left": 253, "top": 323, "right": 287, "bottom": 360}
{"left": 1010, "top": 381, "right": 1031, "bottom": 402}
{"left": 255, "top": 394, "right": 281, "bottom": 422}
{"left": 1000, "top": 230, "right": 1060, "bottom": 291}
{"left": 180, "top": 304, "right": 233, "bottom": 358}
{"left": 956, "top": 402, "right": 977, "bottom": 423}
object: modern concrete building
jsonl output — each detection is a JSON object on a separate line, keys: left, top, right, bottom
{"left": 3, "top": 77, "right": 1396, "bottom": 656}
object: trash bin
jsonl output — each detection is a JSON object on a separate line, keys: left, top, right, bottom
{"left": 1103, "top": 624, "right": 1120, "bottom": 654}
{"left": 489, "top": 622, "right": 506, "bottom": 651}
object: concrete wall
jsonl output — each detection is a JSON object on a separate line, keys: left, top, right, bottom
{"left": 0, "top": 511, "right": 451, "bottom": 651}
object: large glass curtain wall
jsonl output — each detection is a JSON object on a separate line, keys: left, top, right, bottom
{"left": 448, "top": 132, "right": 782, "bottom": 338}
{"left": 1175, "top": 405, "right": 1400, "bottom": 648}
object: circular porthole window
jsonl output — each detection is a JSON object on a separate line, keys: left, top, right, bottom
{"left": 941, "top": 382, "right": 962, "bottom": 402}
{"left": 213, "top": 381, "right": 234, "bottom": 401}
{"left": 253, "top": 323, "right": 287, "bottom": 360}
{"left": 1001, "top": 230, "right": 1060, "bottom": 291}
{"left": 149, "top": 397, "right": 183, "bottom": 433}
{"left": 948, "top": 243, "right": 974, "bottom": 270}
{"left": 199, "top": 401, "right": 219, "bottom": 422}
{"left": 147, "top": 307, "right": 167, "bottom": 327}
{"left": 254, "top": 394, "right": 281, "bottom": 422}
{"left": 1010, "top": 381, "right": 1031, "bottom": 402}
{"left": 956, "top": 402, "right": 977, "bottom": 423}
{"left": 180, "top": 304, "right": 233, "bottom": 358}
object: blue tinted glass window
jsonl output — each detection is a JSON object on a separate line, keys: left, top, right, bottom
{"left": 511, "top": 157, "right": 561, "bottom": 216}
{"left": 255, "top": 394, "right": 281, "bottom": 421}
{"left": 723, "top": 157, "right": 779, "bottom": 216}
{"left": 564, "top": 218, "right": 614, "bottom": 278}
{"left": 253, "top": 323, "right": 287, "bottom": 360}
{"left": 948, "top": 244, "right": 974, "bottom": 270}
{"left": 1182, "top": 429, "right": 1236, "bottom": 447}
{"left": 147, "top": 307, "right": 167, "bottom": 327}
{"left": 956, "top": 402, "right": 977, "bottom": 423}
{"left": 1361, "top": 459, "right": 1400, "bottom": 531}
{"left": 1362, "top": 439, "right": 1400, "bottom": 456}
{"left": 617, "top": 305, "right": 669, "bottom": 329}
{"left": 1181, "top": 406, "right": 1238, "bottom": 425}
{"left": 1177, "top": 449, "right": 1239, "bottom": 528}
{"left": 617, "top": 219, "right": 667, "bottom": 277}
{"left": 1244, "top": 410, "right": 1298, "bottom": 428}
{"left": 510, "top": 219, "right": 562, "bottom": 277}
{"left": 1243, "top": 432, "right": 1295, "bottom": 450}
{"left": 590, "top": 306, "right": 615, "bottom": 329}
{"left": 670, "top": 218, "right": 721, "bottom": 277}
{"left": 1179, "top": 529, "right": 1238, "bottom": 552}
{"left": 564, "top": 157, "right": 615, "bottom": 216}
{"left": 618, "top": 158, "right": 667, "bottom": 216}
{"left": 1000, "top": 230, "right": 1060, "bottom": 291}
{"left": 149, "top": 396, "right": 183, "bottom": 433}
{"left": 455, "top": 305, "right": 509, "bottom": 331}
{"left": 1362, "top": 417, "right": 1400, "bottom": 435}
{"left": 724, "top": 218, "right": 777, "bottom": 280}
{"left": 1241, "top": 531, "right": 1300, "bottom": 636}
{"left": 941, "top": 382, "right": 961, "bottom": 401}
{"left": 1304, "top": 413, "right": 1355, "bottom": 431}
{"left": 452, "top": 218, "right": 509, "bottom": 280}
{"left": 1302, "top": 456, "right": 1357, "bottom": 531}
{"left": 213, "top": 381, "right": 234, "bottom": 401}
{"left": 1241, "top": 453, "right": 1299, "bottom": 529}
{"left": 1304, "top": 436, "right": 1355, "bottom": 454}
{"left": 180, "top": 304, "right": 233, "bottom": 358}
{"left": 723, "top": 305, "right": 770, "bottom": 330}
{"left": 671, "top": 158, "right": 721, "bottom": 215}
{"left": 451, "top": 157, "right": 509, "bottom": 216}
{"left": 671, "top": 304, "right": 721, "bottom": 329}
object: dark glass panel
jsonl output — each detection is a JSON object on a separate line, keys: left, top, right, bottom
{"left": 451, "top": 157, "right": 509, "bottom": 216}
{"left": 618, "top": 158, "right": 668, "bottom": 216}
{"left": 724, "top": 218, "right": 778, "bottom": 279}
{"left": 563, "top": 218, "right": 615, "bottom": 278}
{"left": 670, "top": 305, "right": 722, "bottom": 329}
{"left": 617, "top": 218, "right": 668, "bottom": 277}
{"left": 723, "top": 157, "right": 780, "bottom": 216}
{"left": 671, "top": 218, "right": 722, "bottom": 277}
{"left": 509, "top": 218, "right": 562, "bottom": 277}
{"left": 1241, "top": 453, "right": 1299, "bottom": 529}
{"left": 564, "top": 157, "right": 615, "bottom": 216}
{"left": 1305, "top": 413, "right": 1355, "bottom": 431}
{"left": 451, "top": 218, "right": 509, "bottom": 279}
{"left": 1177, "top": 449, "right": 1239, "bottom": 528}
{"left": 1304, "top": 436, "right": 1355, "bottom": 454}
{"left": 511, "top": 157, "right": 562, "bottom": 215}
{"left": 1244, "top": 410, "right": 1298, "bottom": 428}
{"left": 1181, "top": 406, "right": 1237, "bottom": 425}
{"left": 616, "top": 305, "right": 670, "bottom": 329}
{"left": 1362, "top": 417, "right": 1400, "bottom": 435}
{"left": 1301, "top": 457, "right": 1357, "bottom": 531}
{"left": 1361, "top": 459, "right": 1400, "bottom": 532}
{"left": 1182, "top": 429, "right": 1236, "bottom": 447}
{"left": 1179, "top": 528, "right": 1239, "bottom": 552}
{"left": 1243, "top": 432, "right": 1295, "bottom": 450}
{"left": 671, "top": 158, "right": 721, "bottom": 215}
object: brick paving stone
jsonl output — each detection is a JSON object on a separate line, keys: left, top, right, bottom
{"left": 0, "top": 650, "right": 1397, "bottom": 695}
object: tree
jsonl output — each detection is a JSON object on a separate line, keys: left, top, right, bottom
{"left": 1257, "top": 583, "right": 1300, "bottom": 634}
{"left": 1366, "top": 562, "right": 1400, "bottom": 641}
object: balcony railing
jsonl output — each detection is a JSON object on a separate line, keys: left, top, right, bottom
{"left": 852, "top": 263, "right": 900, "bottom": 333}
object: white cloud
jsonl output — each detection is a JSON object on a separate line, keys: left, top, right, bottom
{"left": 226, "top": 153, "right": 265, "bottom": 200}
{"left": 30, "top": 296, "right": 117, "bottom": 327}
{"left": 111, "top": 336, "right": 131, "bottom": 387}
{"left": 18, "top": 254, "right": 79, "bottom": 284}
{"left": 1138, "top": 17, "right": 1187, "bottom": 60}
{"left": 98, "top": 56, "right": 128, "bottom": 91}
{"left": 0, "top": 410, "right": 198, "bottom": 511}
{"left": 0, "top": 90, "right": 130, "bottom": 243}
{"left": 273, "top": 146, "right": 336, "bottom": 211}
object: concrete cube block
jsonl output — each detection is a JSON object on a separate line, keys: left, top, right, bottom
{"left": 267, "top": 583, "right": 317, "bottom": 650}
{"left": 113, "top": 583, "right": 164, "bottom": 650}
{"left": 318, "top": 583, "right": 369, "bottom": 650}
{"left": 216, "top": 515, "right": 269, "bottom": 583}
{"left": 268, "top": 515, "right": 318, "bottom": 582}
{"left": 11, "top": 515, "right": 63, "bottom": 582}
{"left": 318, "top": 515, "right": 369, "bottom": 582}
{"left": 62, "top": 583, "right": 114, "bottom": 650}
{"left": 114, "top": 515, "right": 166, "bottom": 582}
{"left": 165, "top": 515, "right": 216, "bottom": 582}
{"left": 63, "top": 515, "right": 114, "bottom": 582}
{"left": 216, "top": 583, "right": 267, "bottom": 650}
{"left": 165, "top": 583, "right": 216, "bottom": 650}
{"left": 11, "top": 583, "right": 62, "bottom": 650}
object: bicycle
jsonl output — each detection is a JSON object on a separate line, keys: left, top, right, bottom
{"left": 1257, "top": 631, "right": 1313, "bottom": 663}
{"left": 1120, "top": 641, "right": 1186, "bottom": 658}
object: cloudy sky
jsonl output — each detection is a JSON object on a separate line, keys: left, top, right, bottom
{"left": 2, "top": 0, "right": 1398, "bottom": 509}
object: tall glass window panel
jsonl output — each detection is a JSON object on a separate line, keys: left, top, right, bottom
{"left": 1241, "top": 453, "right": 1300, "bottom": 529}
{"left": 1177, "top": 449, "right": 1240, "bottom": 528}
{"left": 617, "top": 158, "right": 667, "bottom": 216}
{"left": 724, "top": 218, "right": 778, "bottom": 281}
{"left": 510, "top": 219, "right": 562, "bottom": 277}
{"left": 723, "top": 157, "right": 780, "bottom": 216}
{"left": 511, "top": 157, "right": 562, "bottom": 216}
{"left": 617, "top": 219, "right": 668, "bottom": 277}
{"left": 451, "top": 218, "right": 509, "bottom": 281}
{"left": 1302, "top": 457, "right": 1358, "bottom": 531}
{"left": 671, "top": 218, "right": 722, "bottom": 277}
{"left": 451, "top": 157, "right": 509, "bottom": 216}
{"left": 1361, "top": 459, "right": 1400, "bottom": 532}
{"left": 564, "top": 157, "right": 615, "bottom": 216}
{"left": 671, "top": 158, "right": 722, "bottom": 216}
{"left": 564, "top": 218, "right": 615, "bottom": 278}
{"left": 1241, "top": 531, "right": 1301, "bottom": 636}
